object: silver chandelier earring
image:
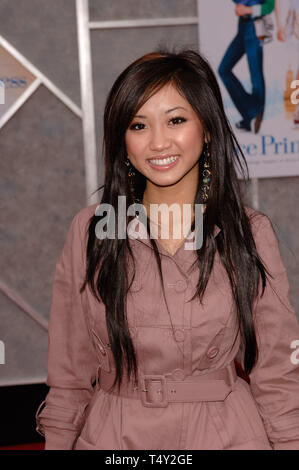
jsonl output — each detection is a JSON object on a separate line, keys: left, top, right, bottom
{"left": 125, "top": 155, "right": 136, "bottom": 178}
{"left": 201, "top": 140, "right": 211, "bottom": 203}
{"left": 125, "top": 155, "right": 138, "bottom": 203}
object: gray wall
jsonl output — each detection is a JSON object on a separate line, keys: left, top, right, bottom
{"left": 0, "top": 0, "right": 298, "bottom": 387}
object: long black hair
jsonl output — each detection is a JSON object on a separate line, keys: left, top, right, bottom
{"left": 80, "top": 47, "right": 270, "bottom": 391}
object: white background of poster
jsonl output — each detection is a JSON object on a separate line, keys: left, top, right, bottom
{"left": 197, "top": 0, "right": 299, "bottom": 178}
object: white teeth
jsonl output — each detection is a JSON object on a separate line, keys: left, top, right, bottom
{"left": 149, "top": 156, "right": 179, "bottom": 165}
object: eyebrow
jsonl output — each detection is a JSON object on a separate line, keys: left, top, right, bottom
{"left": 134, "top": 106, "right": 188, "bottom": 119}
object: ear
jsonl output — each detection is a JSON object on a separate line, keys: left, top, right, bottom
{"left": 204, "top": 131, "right": 211, "bottom": 144}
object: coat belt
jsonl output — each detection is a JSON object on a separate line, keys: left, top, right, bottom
{"left": 97, "top": 360, "right": 238, "bottom": 408}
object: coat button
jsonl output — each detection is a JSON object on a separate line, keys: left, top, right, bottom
{"left": 206, "top": 347, "right": 219, "bottom": 359}
{"left": 171, "top": 369, "right": 185, "bottom": 381}
{"left": 173, "top": 329, "right": 185, "bottom": 342}
{"left": 175, "top": 279, "right": 187, "bottom": 292}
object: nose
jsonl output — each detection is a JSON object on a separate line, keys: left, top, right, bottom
{"left": 149, "top": 124, "right": 171, "bottom": 152}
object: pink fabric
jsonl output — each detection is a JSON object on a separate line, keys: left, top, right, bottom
{"left": 36, "top": 204, "right": 299, "bottom": 450}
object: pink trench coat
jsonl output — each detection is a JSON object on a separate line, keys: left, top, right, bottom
{"left": 36, "top": 203, "right": 299, "bottom": 450}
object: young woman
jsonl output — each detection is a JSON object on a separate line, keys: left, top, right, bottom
{"left": 36, "top": 48, "right": 299, "bottom": 450}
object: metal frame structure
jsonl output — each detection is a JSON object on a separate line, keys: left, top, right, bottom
{"left": 76, "top": 0, "right": 99, "bottom": 207}
{"left": 0, "top": 31, "right": 85, "bottom": 385}
{"left": 0, "top": 35, "right": 82, "bottom": 123}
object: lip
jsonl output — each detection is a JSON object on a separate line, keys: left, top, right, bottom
{"left": 146, "top": 155, "right": 180, "bottom": 171}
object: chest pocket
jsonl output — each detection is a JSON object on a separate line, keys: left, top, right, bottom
{"left": 197, "top": 329, "right": 227, "bottom": 371}
{"left": 91, "top": 329, "right": 111, "bottom": 372}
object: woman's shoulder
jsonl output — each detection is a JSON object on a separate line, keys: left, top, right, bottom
{"left": 73, "top": 202, "right": 99, "bottom": 225}
{"left": 69, "top": 203, "right": 100, "bottom": 241}
{"left": 75, "top": 202, "right": 99, "bottom": 220}
{"left": 244, "top": 205, "right": 270, "bottom": 236}
{"left": 243, "top": 206, "right": 282, "bottom": 259}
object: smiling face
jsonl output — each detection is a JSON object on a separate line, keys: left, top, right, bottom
{"left": 124, "top": 83, "right": 206, "bottom": 191}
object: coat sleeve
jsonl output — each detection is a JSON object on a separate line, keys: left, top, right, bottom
{"left": 35, "top": 210, "right": 99, "bottom": 450}
{"left": 247, "top": 214, "right": 299, "bottom": 450}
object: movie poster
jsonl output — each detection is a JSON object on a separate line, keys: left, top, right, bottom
{"left": 197, "top": 0, "right": 299, "bottom": 178}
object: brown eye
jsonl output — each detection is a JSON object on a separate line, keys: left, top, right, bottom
{"left": 170, "top": 117, "right": 186, "bottom": 125}
{"left": 129, "top": 123, "right": 145, "bottom": 130}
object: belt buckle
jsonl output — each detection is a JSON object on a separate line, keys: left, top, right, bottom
{"left": 139, "top": 374, "right": 168, "bottom": 408}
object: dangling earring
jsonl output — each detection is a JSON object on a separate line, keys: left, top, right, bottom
{"left": 125, "top": 155, "right": 136, "bottom": 177}
{"left": 125, "top": 155, "right": 138, "bottom": 203}
{"left": 202, "top": 141, "right": 211, "bottom": 203}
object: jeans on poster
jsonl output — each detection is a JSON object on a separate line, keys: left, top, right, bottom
{"left": 218, "top": 18, "right": 265, "bottom": 126}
